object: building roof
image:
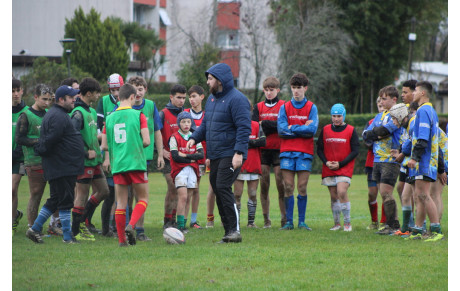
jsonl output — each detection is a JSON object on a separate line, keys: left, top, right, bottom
{"left": 412, "top": 62, "right": 448, "bottom": 76}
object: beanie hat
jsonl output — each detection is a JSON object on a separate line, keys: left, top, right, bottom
{"left": 107, "top": 73, "right": 124, "bottom": 89}
{"left": 330, "top": 103, "right": 346, "bottom": 122}
{"left": 177, "top": 111, "right": 193, "bottom": 129}
{"left": 389, "top": 103, "right": 409, "bottom": 124}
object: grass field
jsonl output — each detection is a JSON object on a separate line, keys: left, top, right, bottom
{"left": 12, "top": 173, "right": 448, "bottom": 290}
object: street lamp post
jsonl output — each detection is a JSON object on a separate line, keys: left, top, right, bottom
{"left": 59, "top": 38, "right": 76, "bottom": 77}
{"left": 407, "top": 17, "right": 417, "bottom": 80}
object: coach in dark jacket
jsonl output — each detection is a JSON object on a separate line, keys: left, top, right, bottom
{"left": 188, "top": 63, "right": 251, "bottom": 243}
{"left": 26, "top": 85, "right": 85, "bottom": 244}
{"left": 35, "top": 88, "right": 85, "bottom": 181}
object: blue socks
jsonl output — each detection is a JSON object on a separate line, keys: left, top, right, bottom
{"left": 135, "top": 227, "right": 144, "bottom": 235}
{"left": 285, "top": 196, "right": 294, "bottom": 223}
{"left": 59, "top": 209, "right": 72, "bottom": 241}
{"left": 191, "top": 213, "right": 198, "bottom": 224}
{"left": 297, "top": 194, "right": 307, "bottom": 224}
{"left": 32, "top": 206, "right": 53, "bottom": 233}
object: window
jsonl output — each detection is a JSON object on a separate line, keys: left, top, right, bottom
{"left": 217, "top": 30, "right": 239, "bottom": 49}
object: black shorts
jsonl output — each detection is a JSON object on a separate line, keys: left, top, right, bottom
{"left": 365, "top": 167, "right": 375, "bottom": 181}
{"left": 12, "top": 161, "right": 25, "bottom": 175}
{"left": 261, "top": 149, "right": 280, "bottom": 167}
{"left": 399, "top": 166, "right": 408, "bottom": 182}
{"left": 162, "top": 159, "right": 171, "bottom": 175}
{"left": 44, "top": 176, "right": 77, "bottom": 211}
{"left": 372, "top": 163, "right": 400, "bottom": 187}
{"left": 406, "top": 175, "right": 435, "bottom": 184}
{"left": 365, "top": 166, "right": 377, "bottom": 187}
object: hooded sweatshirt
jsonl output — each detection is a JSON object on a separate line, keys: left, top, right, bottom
{"left": 191, "top": 63, "right": 251, "bottom": 160}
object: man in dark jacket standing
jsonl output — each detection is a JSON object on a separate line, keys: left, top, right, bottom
{"left": 187, "top": 63, "right": 251, "bottom": 243}
{"left": 26, "top": 85, "right": 85, "bottom": 244}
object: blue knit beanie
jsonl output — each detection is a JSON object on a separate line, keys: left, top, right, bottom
{"left": 330, "top": 103, "right": 346, "bottom": 122}
{"left": 177, "top": 111, "right": 193, "bottom": 129}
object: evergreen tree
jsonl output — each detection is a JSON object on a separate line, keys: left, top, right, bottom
{"left": 176, "top": 43, "right": 220, "bottom": 95}
{"left": 64, "top": 7, "right": 129, "bottom": 81}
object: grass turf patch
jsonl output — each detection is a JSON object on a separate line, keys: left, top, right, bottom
{"left": 13, "top": 173, "right": 447, "bottom": 290}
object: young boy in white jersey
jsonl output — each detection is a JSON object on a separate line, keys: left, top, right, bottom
{"left": 185, "top": 85, "right": 206, "bottom": 229}
{"left": 169, "top": 111, "right": 204, "bottom": 233}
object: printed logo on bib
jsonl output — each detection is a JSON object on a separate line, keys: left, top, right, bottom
{"left": 325, "top": 138, "right": 347, "bottom": 143}
{"left": 288, "top": 115, "right": 308, "bottom": 121}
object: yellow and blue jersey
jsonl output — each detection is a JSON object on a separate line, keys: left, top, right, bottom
{"left": 402, "top": 116, "right": 416, "bottom": 168}
{"left": 410, "top": 103, "right": 439, "bottom": 180}
{"left": 438, "top": 128, "right": 448, "bottom": 173}
{"left": 367, "top": 110, "right": 403, "bottom": 163}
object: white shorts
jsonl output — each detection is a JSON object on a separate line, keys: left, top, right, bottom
{"left": 175, "top": 166, "right": 198, "bottom": 189}
{"left": 321, "top": 176, "right": 351, "bottom": 187}
{"left": 237, "top": 173, "right": 260, "bottom": 181}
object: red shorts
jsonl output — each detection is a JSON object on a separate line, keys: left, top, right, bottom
{"left": 77, "top": 165, "right": 103, "bottom": 180}
{"left": 25, "top": 165, "right": 44, "bottom": 176}
{"left": 113, "top": 171, "right": 148, "bottom": 185}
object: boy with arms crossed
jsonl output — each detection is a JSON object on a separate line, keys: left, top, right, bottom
{"left": 252, "top": 76, "right": 286, "bottom": 228}
{"left": 185, "top": 85, "right": 206, "bottom": 229}
{"left": 277, "top": 73, "right": 318, "bottom": 231}
{"left": 15, "top": 84, "right": 52, "bottom": 230}
{"left": 71, "top": 78, "right": 109, "bottom": 241}
{"left": 317, "top": 104, "right": 359, "bottom": 231}
{"left": 169, "top": 111, "right": 204, "bottom": 232}
{"left": 363, "top": 86, "right": 404, "bottom": 235}
{"left": 102, "top": 84, "right": 150, "bottom": 246}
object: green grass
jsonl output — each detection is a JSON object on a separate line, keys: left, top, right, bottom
{"left": 13, "top": 173, "right": 447, "bottom": 290}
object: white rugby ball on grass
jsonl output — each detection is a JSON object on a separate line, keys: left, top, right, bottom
{"left": 163, "top": 227, "right": 185, "bottom": 245}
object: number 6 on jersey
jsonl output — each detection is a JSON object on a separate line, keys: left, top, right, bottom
{"left": 114, "top": 123, "right": 126, "bottom": 143}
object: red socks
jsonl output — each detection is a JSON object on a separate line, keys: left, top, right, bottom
{"left": 129, "top": 200, "right": 148, "bottom": 228}
{"left": 380, "top": 203, "right": 387, "bottom": 223}
{"left": 369, "top": 201, "right": 378, "bottom": 222}
{"left": 115, "top": 209, "right": 126, "bottom": 243}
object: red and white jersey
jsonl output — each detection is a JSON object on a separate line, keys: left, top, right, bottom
{"left": 280, "top": 100, "right": 314, "bottom": 155}
{"left": 161, "top": 108, "right": 179, "bottom": 151}
{"left": 240, "top": 121, "right": 262, "bottom": 174}
{"left": 257, "top": 100, "right": 284, "bottom": 149}
{"left": 321, "top": 124, "right": 355, "bottom": 178}
{"left": 169, "top": 131, "right": 199, "bottom": 180}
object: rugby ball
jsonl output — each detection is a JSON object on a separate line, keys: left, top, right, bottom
{"left": 163, "top": 227, "right": 185, "bottom": 245}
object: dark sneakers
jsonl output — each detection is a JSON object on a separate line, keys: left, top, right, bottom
{"left": 26, "top": 228, "right": 44, "bottom": 244}
{"left": 125, "top": 225, "right": 136, "bottom": 245}
{"left": 224, "top": 231, "right": 242, "bottom": 243}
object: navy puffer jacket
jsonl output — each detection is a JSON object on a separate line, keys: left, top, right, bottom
{"left": 191, "top": 63, "right": 251, "bottom": 160}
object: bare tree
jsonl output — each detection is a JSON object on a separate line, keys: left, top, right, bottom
{"left": 270, "top": 0, "right": 354, "bottom": 111}
{"left": 240, "top": 0, "right": 280, "bottom": 103}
